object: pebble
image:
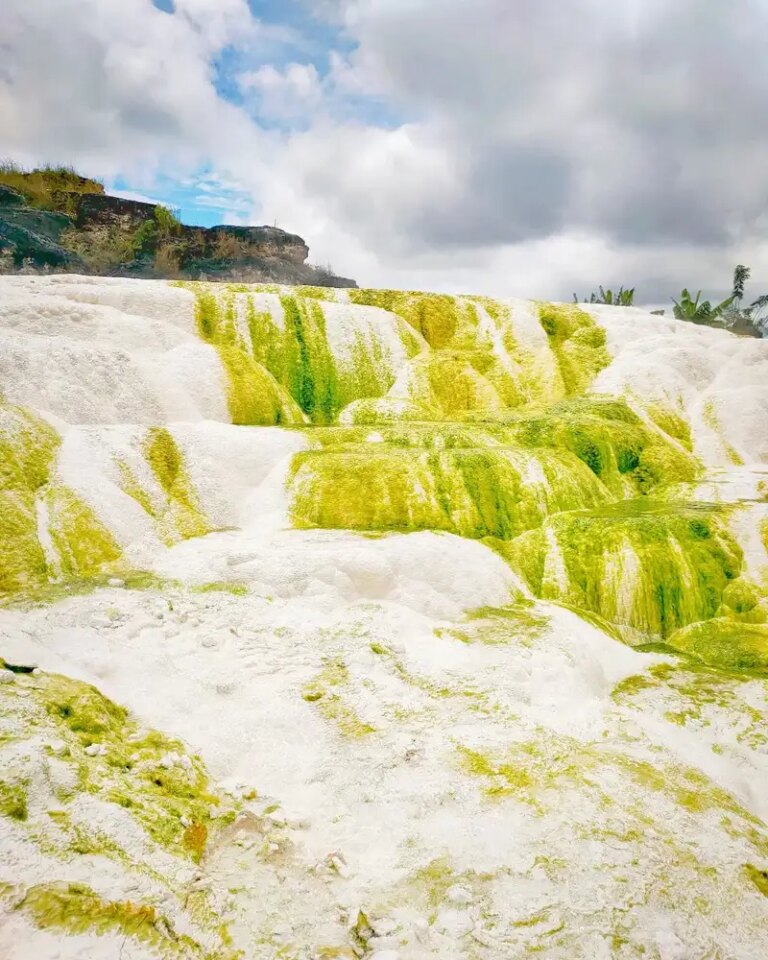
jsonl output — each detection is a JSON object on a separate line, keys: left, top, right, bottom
{"left": 108, "top": 578, "right": 125, "bottom": 587}
{"left": 0, "top": 672, "right": 15, "bottom": 685}
{"left": 84, "top": 743, "right": 105, "bottom": 757}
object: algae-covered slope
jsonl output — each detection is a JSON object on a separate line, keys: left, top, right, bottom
{"left": 1, "top": 275, "right": 768, "bottom": 959}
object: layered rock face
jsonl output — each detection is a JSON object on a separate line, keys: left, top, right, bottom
{"left": 1, "top": 276, "right": 767, "bottom": 959}
{"left": 0, "top": 187, "right": 356, "bottom": 287}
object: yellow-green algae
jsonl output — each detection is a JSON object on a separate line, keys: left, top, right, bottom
{"left": 348, "top": 289, "right": 468, "bottom": 350}
{"left": 302, "top": 657, "right": 376, "bottom": 738}
{"left": 183, "top": 282, "right": 306, "bottom": 426}
{"left": 667, "top": 619, "right": 768, "bottom": 673}
{"left": 290, "top": 443, "right": 608, "bottom": 540}
{"left": 143, "top": 427, "right": 213, "bottom": 542}
{"left": 1, "top": 669, "right": 227, "bottom": 859}
{"left": 0, "top": 401, "right": 61, "bottom": 593}
{"left": 45, "top": 486, "right": 122, "bottom": 579}
{"left": 8, "top": 882, "right": 235, "bottom": 960}
{"left": 181, "top": 282, "right": 417, "bottom": 425}
{"left": 0, "top": 666, "right": 240, "bottom": 955}
{"left": 537, "top": 302, "right": 611, "bottom": 395}
{"left": 703, "top": 399, "right": 745, "bottom": 466}
{"left": 612, "top": 661, "right": 767, "bottom": 750}
{"left": 0, "top": 399, "right": 124, "bottom": 597}
{"left": 505, "top": 500, "right": 742, "bottom": 637}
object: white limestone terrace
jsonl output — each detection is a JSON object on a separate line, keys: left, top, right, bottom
{"left": 0, "top": 274, "right": 767, "bottom": 960}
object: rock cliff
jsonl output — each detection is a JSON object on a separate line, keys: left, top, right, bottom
{"left": 0, "top": 173, "right": 356, "bottom": 287}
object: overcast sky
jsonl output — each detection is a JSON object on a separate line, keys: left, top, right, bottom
{"left": 3, "top": 0, "right": 768, "bottom": 303}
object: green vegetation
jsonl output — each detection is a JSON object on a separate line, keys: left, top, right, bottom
{"left": 505, "top": 501, "right": 742, "bottom": 638}
{"left": 537, "top": 302, "right": 611, "bottom": 395}
{"left": 673, "top": 288, "right": 735, "bottom": 325}
{"left": 302, "top": 657, "right": 375, "bottom": 738}
{"left": 574, "top": 286, "right": 635, "bottom": 306}
{"left": 0, "top": 161, "right": 103, "bottom": 214}
{"left": 0, "top": 401, "right": 61, "bottom": 593}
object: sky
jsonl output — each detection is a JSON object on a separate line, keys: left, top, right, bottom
{"left": 2, "top": 0, "right": 768, "bottom": 304}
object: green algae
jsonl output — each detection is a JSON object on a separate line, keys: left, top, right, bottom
{"left": 746, "top": 864, "right": 768, "bottom": 897}
{"left": 506, "top": 396, "right": 699, "bottom": 497}
{"left": 302, "top": 657, "right": 375, "bottom": 738}
{"left": 0, "top": 777, "right": 28, "bottom": 821}
{"left": 183, "top": 282, "right": 306, "bottom": 426}
{"left": 703, "top": 400, "right": 745, "bottom": 466}
{"left": 143, "top": 427, "right": 213, "bottom": 543}
{"left": 0, "top": 399, "right": 128, "bottom": 595}
{"left": 456, "top": 729, "right": 768, "bottom": 843}
{"left": 290, "top": 443, "right": 608, "bottom": 541}
{"left": 25, "top": 671, "right": 224, "bottom": 858}
{"left": 348, "top": 289, "right": 464, "bottom": 350}
{"left": 0, "top": 401, "right": 61, "bottom": 593}
{"left": 506, "top": 500, "right": 742, "bottom": 638}
{"left": 455, "top": 602, "right": 552, "bottom": 646}
{"left": 46, "top": 486, "right": 122, "bottom": 578}
{"left": 667, "top": 619, "right": 768, "bottom": 673}
{"left": 537, "top": 302, "right": 610, "bottom": 395}
{"left": 645, "top": 402, "right": 693, "bottom": 451}
{"left": 182, "top": 282, "right": 417, "bottom": 425}
{"left": 192, "top": 581, "right": 250, "bottom": 596}
{"left": 13, "top": 882, "right": 234, "bottom": 960}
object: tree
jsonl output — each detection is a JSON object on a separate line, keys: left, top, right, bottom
{"left": 672, "top": 288, "right": 734, "bottom": 325}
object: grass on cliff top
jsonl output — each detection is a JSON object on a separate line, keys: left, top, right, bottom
{"left": 0, "top": 162, "right": 104, "bottom": 212}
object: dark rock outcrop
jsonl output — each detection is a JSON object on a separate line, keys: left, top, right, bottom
{"left": 0, "top": 180, "right": 356, "bottom": 288}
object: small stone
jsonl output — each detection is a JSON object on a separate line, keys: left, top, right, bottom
{"left": 47, "top": 739, "right": 67, "bottom": 755}
{"left": 180, "top": 815, "right": 191, "bottom": 828}
{"left": 84, "top": 743, "right": 104, "bottom": 757}
{"left": 0, "top": 672, "right": 16, "bottom": 685}
{"left": 201, "top": 637, "right": 218, "bottom": 649}
{"left": 108, "top": 578, "right": 124, "bottom": 587}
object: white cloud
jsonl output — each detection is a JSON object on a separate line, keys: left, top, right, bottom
{"left": 3, "top": 0, "right": 768, "bottom": 302}
{"left": 238, "top": 63, "right": 323, "bottom": 121}
{"left": 0, "top": 0, "right": 265, "bottom": 183}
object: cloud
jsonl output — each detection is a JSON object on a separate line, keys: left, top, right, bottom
{"left": 3, "top": 0, "right": 768, "bottom": 302}
{"left": 238, "top": 63, "right": 323, "bottom": 121}
{"left": 0, "top": 0, "right": 265, "bottom": 181}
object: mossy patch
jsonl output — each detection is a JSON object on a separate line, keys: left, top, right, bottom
{"left": 0, "top": 777, "right": 29, "bottom": 821}
{"left": 0, "top": 401, "right": 61, "bottom": 593}
{"left": 667, "top": 619, "right": 768, "bottom": 674}
{"left": 46, "top": 486, "right": 122, "bottom": 578}
{"left": 302, "top": 657, "right": 375, "bottom": 738}
{"left": 290, "top": 441, "right": 608, "bottom": 541}
{"left": 536, "top": 302, "right": 610, "bottom": 395}
{"left": 506, "top": 500, "right": 742, "bottom": 638}
{"left": 21, "top": 671, "right": 225, "bottom": 858}
{"left": 13, "top": 882, "right": 233, "bottom": 959}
